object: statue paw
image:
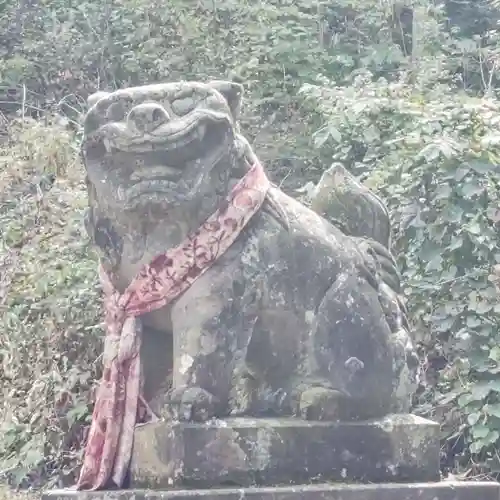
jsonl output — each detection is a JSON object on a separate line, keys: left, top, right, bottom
{"left": 297, "top": 386, "right": 347, "bottom": 421}
{"left": 165, "top": 386, "right": 219, "bottom": 422}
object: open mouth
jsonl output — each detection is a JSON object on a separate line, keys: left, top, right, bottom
{"left": 86, "top": 109, "right": 234, "bottom": 207}
{"left": 130, "top": 165, "right": 184, "bottom": 183}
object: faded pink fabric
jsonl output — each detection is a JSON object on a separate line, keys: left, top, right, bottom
{"left": 76, "top": 161, "right": 270, "bottom": 491}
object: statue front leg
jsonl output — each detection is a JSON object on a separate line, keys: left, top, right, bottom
{"left": 165, "top": 274, "right": 251, "bottom": 422}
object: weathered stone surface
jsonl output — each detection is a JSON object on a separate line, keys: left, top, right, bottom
{"left": 309, "top": 163, "right": 392, "bottom": 249}
{"left": 42, "top": 481, "right": 500, "bottom": 500}
{"left": 82, "top": 80, "right": 420, "bottom": 424}
{"left": 129, "top": 414, "right": 440, "bottom": 489}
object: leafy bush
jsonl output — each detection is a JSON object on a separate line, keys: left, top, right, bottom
{"left": 301, "top": 64, "right": 500, "bottom": 475}
{"left": 0, "top": 119, "right": 101, "bottom": 488}
{"left": 0, "top": 0, "right": 419, "bottom": 189}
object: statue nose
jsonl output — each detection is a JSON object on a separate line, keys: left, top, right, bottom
{"left": 127, "top": 103, "right": 170, "bottom": 134}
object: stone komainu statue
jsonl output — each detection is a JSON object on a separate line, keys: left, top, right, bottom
{"left": 78, "top": 80, "right": 420, "bottom": 489}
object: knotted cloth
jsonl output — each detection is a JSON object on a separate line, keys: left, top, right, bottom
{"left": 76, "top": 161, "right": 270, "bottom": 490}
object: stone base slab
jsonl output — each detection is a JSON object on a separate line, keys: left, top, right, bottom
{"left": 42, "top": 481, "right": 500, "bottom": 500}
{"left": 129, "top": 414, "right": 440, "bottom": 488}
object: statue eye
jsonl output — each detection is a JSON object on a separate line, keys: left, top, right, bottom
{"left": 171, "top": 97, "right": 197, "bottom": 116}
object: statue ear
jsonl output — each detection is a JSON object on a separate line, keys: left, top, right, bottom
{"left": 207, "top": 80, "right": 243, "bottom": 120}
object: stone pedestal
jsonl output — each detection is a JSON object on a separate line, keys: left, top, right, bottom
{"left": 42, "top": 413, "right": 500, "bottom": 500}
{"left": 43, "top": 481, "right": 500, "bottom": 500}
{"left": 129, "top": 414, "right": 440, "bottom": 488}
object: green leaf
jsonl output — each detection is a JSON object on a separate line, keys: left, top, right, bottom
{"left": 470, "top": 423, "right": 490, "bottom": 438}
{"left": 444, "top": 207, "right": 464, "bottom": 225}
{"left": 435, "top": 184, "right": 452, "bottom": 200}
{"left": 23, "top": 448, "right": 44, "bottom": 468}
{"left": 469, "top": 380, "right": 500, "bottom": 401}
{"left": 469, "top": 161, "right": 494, "bottom": 174}
{"left": 438, "top": 393, "right": 459, "bottom": 406}
{"left": 469, "top": 440, "right": 485, "bottom": 454}
{"left": 426, "top": 254, "right": 443, "bottom": 272}
{"left": 66, "top": 402, "right": 89, "bottom": 425}
{"left": 312, "top": 124, "right": 342, "bottom": 147}
{"left": 467, "top": 412, "right": 481, "bottom": 425}
{"left": 312, "top": 126, "right": 331, "bottom": 148}
{"left": 484, "top": 430, "right": 500, "bottom": 445}
{"left": 455, "top": 166, "right": 471, "bottom": 181}
{"left": 484, "top": 403, "right": 500, "bottom": 418}
{"left": 467, "top": 316, "right": 482, "bottom": 328}
{"left": 489, "top": 380, "right": 500, "bottom": 393}
{"left": 489, "top": 347, "right": 500, "bottom": 363}
{"left": 461, "top": 179, "right": 485, "bottom": 198}
{"left": 328, "top": 125, "right": 342, "bottom": 143}
{"left": 486, "top": 206, "right": 500, "bottom": 224}
{"left": 465, "top": 221, "right": 482, "bottom": 235}
{"left": 448, "top": 234, "right": 465, "bottom": 249}
{"left": 475, "top": 301, "right": 492, "bottom": 314}
{"left": 458, "top": 393, "right": 476, "bottom": 407}
{"left": 363, "top": 125, "right": 380, "bottom": 143}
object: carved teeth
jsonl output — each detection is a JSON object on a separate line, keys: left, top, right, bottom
{"left": 130, "top": 166, "right": 181, "bottom": 181}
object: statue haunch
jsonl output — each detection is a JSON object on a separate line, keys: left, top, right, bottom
{"left": 83, "top": 80, "right": 420, "bottom": 423}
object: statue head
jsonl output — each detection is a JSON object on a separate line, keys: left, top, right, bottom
{"left": 83, "top": 80, "right": 244, "bottom": 215}
{"left": 81, "top": 80, "right": 246, "bottom": 273}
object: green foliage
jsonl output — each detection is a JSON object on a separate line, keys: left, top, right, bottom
{"left": 0, "top": 0, "right": 415, "bottom": 188}
{"left": 301, "top": 64, "right": 500, "bottom": 473}
{"left": 0, "top": 120, "right": 101, "bottom": 488}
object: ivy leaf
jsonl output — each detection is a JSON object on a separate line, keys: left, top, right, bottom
{"left": 465, "top": 221, "right": 481, "bottom": 235}
{"left": 425, "top": 254, "right": 443, "bottom": 272}
{"left": 484, "top": 403, "right": 500, "bottom": 418}
{"left": 467, "top": 316, "right": 482, "bottom": 328}
{"left": 439, "top": 390, "right": 463, "bottom": 405}
{"left": 467, "top": 380, "right": 500, "bottom": 402}
{"left": 444, "top": 206, "right": 464, "bottom": 225}
{"left": 467, "top": 412, "right": 481, "bottom": 425}
{"left": 486, "top": 206, "right": 500, "bottom": 224}
{"left": 449, "top": 234, "right": 465, "bottom": 250}
{"left": 476, "top": 301, "right": 492, "bottom": 314}
{"left": 363, "top": 125, "right": 380, "bottom": 143}
{"left": 458, "top": 393, "right": 476, "bottom": 407}
{"left": 435, "top": 183, "right": 452, "bottom": 200}
{"left": 470, "top": 423, "right": 490, "bottom": 438}
{"left": 327, "top": 125, "right": 342, "bottom": 143}
{"left": 312, "top": 124, "right": 342, "bottom": 147}
{"left": 489, "top": 347, "right": 500, "bottom": 363}
{"left": 461, "top": 179, "right": 485, "bottom": 198}
{"left": 484, "top": 430, "right": 500, "bottom": 445}
{"left": 469, "top": 161, "right": 495, "bottom": 174}
{"left": 66, "top": 402, "right": 89, "bottom": 426}
{"left": 455, "top": 166, "right": 471, "bottom": 181}
{"left": 312, "top": 126, "right": 331, "bottom": 148}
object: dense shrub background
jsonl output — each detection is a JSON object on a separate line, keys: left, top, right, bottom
{"left": 2, "top": 0, "right": 500, "bottom": 489}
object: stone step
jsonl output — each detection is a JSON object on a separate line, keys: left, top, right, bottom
{"left": 43, "top": 481, "right": 500, "bottom": 500}
{"left": 129, "top": 414, "right": 441, "bottom": 488}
